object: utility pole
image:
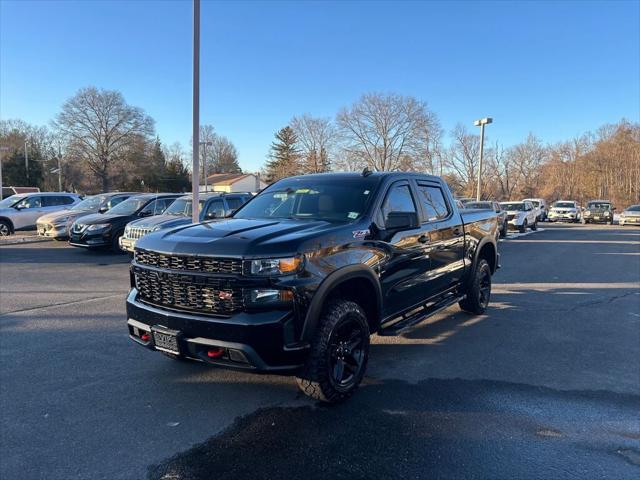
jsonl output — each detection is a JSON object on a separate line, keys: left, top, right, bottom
{"left": 200, "top": 140, "right": 212, "bottom": 192}
{"left": 24, "top": 141, "right": 29, "bottom": 185}
{"left": 58, "top": 146, "right": 63, "bottom": 191}
{"left": 191, "top": 0, "right": 200, "bottom": 223}
{"left": 473, "top": 117, "right": 493, "bottom": 201}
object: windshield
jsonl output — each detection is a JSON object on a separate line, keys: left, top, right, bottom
{"left": 107, "top": 196, "right": 148, "bottom": 215}
{"left": 626, "top": 205, "right": 640, "bottom": 212}
{"left": 164, "top": 198, "right": 206, "bottom": 216}
{"left": 465, "top": 202, "right": 492, "bottom": 209}
{"left": 0, "top": 195, "right": 25, "bottom": 208}
{"left": 530, "top": 201, "right": 540, "bottom": 207}
{"left": 554, "top": 202, "right": 576, "bottom": 208}
{"left": 234, "top": 177, "right": 380, "bottom": 222}
{"left": 587, "top": 202, "right": 611, "bottom": 210}
{"left": 71, "top": 195, "right": 105, "bottom": 211}
{"left": 501, "top": 202, "right": 524, "bottom": 211}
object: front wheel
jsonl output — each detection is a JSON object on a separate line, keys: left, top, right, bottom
{"left": 531, "top": 219, "right": 537, "bottom": 231}
{"left": 111, "top": 231, "right": 126, "bottom": 254}
{"left": 296, "top": 300, "right": 370, "bottom": 403}
{"left": 519, "top": 220, "right": 527, "bottom": 233}
{"left": 459, "top": 259, "right": 492, "bottom": 315}
{"left": 500, "top": 221, "right": 507, "bottom": 238}
{"left": 0, "top": 220, "right": 12, "bottom": 236}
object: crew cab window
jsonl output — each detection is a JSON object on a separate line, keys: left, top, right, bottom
{"left": 204, "top": 199, "right": 225, "bottom": 218}
{"left": 15, "top": 196, "right": 41, "bottom": 209}
{"left": 417, "top": 184, "right": 449, "bottom": 221}
{"left": 108, "top": 196, "right": 128, "bottom": 209}
{"left": 42, "top": 196, "right": 72, "bottom": 207}
{"left": 382, "top": 185, "right": 416, "bottom": 223}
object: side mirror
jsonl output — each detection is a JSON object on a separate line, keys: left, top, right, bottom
{"left": 385, "top": 211, "right": 418, "bottom": 230}
{"left": 206, "top": 209, "right": 224, "bottom": 219}
{"left": 98, "top": 206, "right": 108, "bottom": 214}
{"left": 139, "top": 210, "right": 153, "bottom": 218}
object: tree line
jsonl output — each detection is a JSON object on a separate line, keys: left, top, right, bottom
{"left": 265, "top": 92, "right": 639, "bottom": 207}
{"left": 0, "top": 86, "right": 241, "bottom": 194}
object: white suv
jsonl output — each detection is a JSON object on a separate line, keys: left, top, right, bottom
{"left": 500, "top": 200, "right": 539, "bottom": 233}
{"left": 0, "top": 192, "right": 81, "bottom": 236}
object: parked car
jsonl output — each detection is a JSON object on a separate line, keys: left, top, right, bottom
{"left": 2, "top": 186, "right": 40, "bottom": 200}
{"left": 126, "top": 171, "right": 499, "bottom": 403}
{"left": 36, "top": 192, "right": 136, "bottom": 240}
{"left": 0, "top": 192, "right": 81, "bottom": 236}
{"left": 500, "top": 200, "right": 538, "bottom": 233}
{"left": 119, "top": 192, "right": 252, "bottom": 253}
{"left": 457, "top": 197, "right": 475, "bottom": 206}
{"left": 582, "top": 200, "right": 615, "bottom": 225}
{"left": 69, "top": 193, "right": 181, "bottom": 252}
{"left": 618, "top": 205, "right": 640, "bottom": 226}
{"left": 522, "top": 198, "right": 548, "bottom": 221}
{"left": 464, "top": 201, "right": 508, "bottom": 238}
{"left": 548, "top": 200, "right": 581, "bottom": 223}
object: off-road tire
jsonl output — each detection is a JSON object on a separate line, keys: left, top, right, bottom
{"left": 0, "top": 219, "right": 12, "bottom": 236}
{"left": 296, "top": 300, "right": 370, "bottom": 403}
{"left": 459, "top": 259, "right": 492, "bottom": 315}
{"left": 519, "top": 221, "right": 527, "bottom": 233}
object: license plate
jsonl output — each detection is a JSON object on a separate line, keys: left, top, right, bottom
{"left": 594, "top": 216, "right": 600, "bottom": 220}
{"left": 151, "top": 326, "right": 180, "bottom": 354}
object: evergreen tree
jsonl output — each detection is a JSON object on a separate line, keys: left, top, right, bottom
{"left": 265, "top": 126, "right": 301, "bottom": 182}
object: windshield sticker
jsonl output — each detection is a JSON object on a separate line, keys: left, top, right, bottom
{"left": 363, "top": 190, "right": 370, "bottom": 195}
{"left": 347, "top": 212, "right": 358, "bottom": 219}
{"left": 352, "top": 229, "right": 369, "bottom": 239}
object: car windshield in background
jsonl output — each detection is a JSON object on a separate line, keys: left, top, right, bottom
{"left": 626, "top": 205, "right": 640, "bottom": 211}
{"left": 501, "top": 203, "right": 524, "bottom": 211}
{"left": 554, "top": 202, "right": 575, "bottom": 208}
{"left": 71, "top": 195, "right": 104, "bottom": 211}
{"left": 587, "top": 202, "right": 611, "bottom": 209}
{"left": 0, "top": 195, "right": 25, "bottom": 208}
{"left": 465, "top": 202, "right": 492, "bottom": 209}
{"left": 108, "top": 197, "right": 148, "bottom": 215}
{"left": 234, "top": 178, "right": 380, "bottom": 222}
{"left": 164, "top": 199, "right": 206, "bottom": 216}
{"left": 530, "top": 201, "right": 540, "bottom": 207}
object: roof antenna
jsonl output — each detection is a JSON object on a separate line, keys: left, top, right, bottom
{"left": 362, "top": 167, "right": 373, "bottom": 177}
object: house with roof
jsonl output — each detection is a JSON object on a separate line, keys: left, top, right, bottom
{"left": 201, "top": 173, "right": 267, "bottom": 193}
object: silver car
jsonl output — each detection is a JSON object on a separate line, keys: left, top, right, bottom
{"left": 0, "top": 192, "right": 81, "bottom": 236}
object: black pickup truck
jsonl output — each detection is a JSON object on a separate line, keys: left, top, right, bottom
{"left": 126, "top": 172, "right": 499, "bottom": 402}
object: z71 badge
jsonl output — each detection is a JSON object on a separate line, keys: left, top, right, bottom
{"left": 352, "top": 229, "right": 370, "bottom": 239}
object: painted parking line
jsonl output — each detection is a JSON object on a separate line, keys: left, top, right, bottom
{"left": 499, "top": 228, "right": 545, "bottom": 242}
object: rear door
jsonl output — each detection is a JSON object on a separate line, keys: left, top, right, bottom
{"left": 377, "top": 180, "right": 433, "bottom": 319}
{"left": 414, "top": 180, "right": 466, "bottom": 295}
{"left": 13, "top": 195, "right": 45, "bottom": 229}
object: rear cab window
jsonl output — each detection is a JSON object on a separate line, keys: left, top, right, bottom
{"left": 416, "top": 183, "right": 450, "bottom": 222}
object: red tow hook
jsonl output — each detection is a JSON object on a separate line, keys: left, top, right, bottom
{"left": 207, "top": 348, "right": 225, "bottom": 358}
{"left": 140, "top": 333, "right": 150, "bottom": 342}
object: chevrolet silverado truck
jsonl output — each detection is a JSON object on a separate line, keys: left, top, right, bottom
{"left": 126, "top": 172, "right": 499, "bottom": 402}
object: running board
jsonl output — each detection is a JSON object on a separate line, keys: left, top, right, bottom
{"left": 377, "top": 294, "right": 466, "bottom": 336}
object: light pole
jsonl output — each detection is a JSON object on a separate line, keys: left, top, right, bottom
{"left": 200, "top": 140, "right": 213, "bottom": 192}
{"left": 473, "top": 117, "right": 492, "bottom": 201}
{"left": 24, "top": 141, "right": 29, "bottom": 184}
{"left": 191, "top": 0, "right": 201, "bottom": 223}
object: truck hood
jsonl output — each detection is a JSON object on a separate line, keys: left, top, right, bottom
{"left": 135, "top": 217, "right": 350, "bottom": 257}
{"left": 128, "top": 215, "right": 191, "bottom": 230}
{"left": 77, "top": 212, "right": 134, "bottom": 225}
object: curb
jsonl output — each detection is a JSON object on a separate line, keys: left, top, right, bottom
{"left": 0, "top": 236, "right": 53, "bottom": 246}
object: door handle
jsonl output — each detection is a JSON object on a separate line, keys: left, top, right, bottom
{"left": 418, "top": 235, "right": 429, "bottom": 244}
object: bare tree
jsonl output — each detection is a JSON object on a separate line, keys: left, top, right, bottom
{"left": 54, "top": 87, "right": 154, "bottom": 191}
{"left": 290, "top": 114, "right": 336, "bottom": 173}
{"left": 336, "top": 93, "right": 438, "bottom": 171}
{"left": 444, "top": 124, "right": 480, "bottom": 197}
{"left": 210, "top": 135, "right": 241, "bottom": 174}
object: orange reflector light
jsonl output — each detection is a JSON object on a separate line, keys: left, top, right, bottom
{"left": 278, "top": 257, "right": 301, "bottom": 273}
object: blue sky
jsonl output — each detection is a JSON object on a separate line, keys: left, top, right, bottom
{"left": 1, "top": 0, "right": 638, "bottom": 172}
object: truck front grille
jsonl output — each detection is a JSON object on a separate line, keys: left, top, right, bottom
{"left": 134, "top": 249, "right": 243, "bottom": 275}
{"left": 134, "top": 267, "right": 243, "bottom": 316}
{"left": 125, "top": 226, "right": 153, "bottom": 240}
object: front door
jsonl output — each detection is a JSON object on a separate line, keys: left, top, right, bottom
{"left": 377, "top": 181, "right": 433, "bottom": 319}
{"left": 12, "top": 195, "right": 46, "bottom": 229}
{"left": 414, "top": 181, "right": 466, "bottom": 295}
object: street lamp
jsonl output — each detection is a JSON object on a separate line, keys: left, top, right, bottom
{"left": 0, "top": 146, "right": 9, "bottom": 196}
{"left": 200, "top": 140, "right": 213, "bottom": 192}
{"left": 191, "top": 0, "right": 201, "bottom": 223}
{"left": 473, "top": 117, "right": 493, "bottom": 201}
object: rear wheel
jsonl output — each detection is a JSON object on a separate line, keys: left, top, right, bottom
{"left": 500, "top": 221, "right": 507, "bottom": 238}
{"left": 459, "top": 259, "right": 492, "bottom": 315}
{"left": 296, "top": 300, "right": 370, "bottom": 403}
{"left": 0, "top": 220, "right": 12, "bottom": 236}
{"left": 111, "top": 230, "right": 125, "bottom": 254}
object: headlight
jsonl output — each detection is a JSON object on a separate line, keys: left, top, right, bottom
{"left": 604, "top": 211, "right": 610, "bottom": 216}
{"left": 245, "top": 288, "right": 294, "bottom": 306}
{"left": 584, "top": 211, "right": 590, "bottom": 216}
{"left": 152, "top": 225, "right": 162, "bottom": 232}
{"left": 86, "top": 223, "right": 111, "bottom": 232}
{"left": 249, "top": 256, "right": 302, "bottom": 276}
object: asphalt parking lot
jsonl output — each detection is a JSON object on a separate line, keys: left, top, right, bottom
{"left": 1, "top": 223, "right": 639, "bottom": 480}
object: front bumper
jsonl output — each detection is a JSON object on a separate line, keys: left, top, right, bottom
{"left": 119, "top": 236, "right": 137, "bottom": 253}
{"left": 69, "top": 229, "right": 113, "bottom": 247}
{"left": 507, "top": 218, "right": 524, "bottom": 228}
{"left": 126, "top": 289, "right": 307, "bottom": 372}
{"left": 583, "top": 214, "right": 612, "bottom": 223}
{"left": 548, "top": 212, "right": 578, "bottom": 221}
{"left": 620, "top": 216, "right": 640, "bottom": 226}
{"left": 37, "top": 223, "right": 69, "bottom": 238}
